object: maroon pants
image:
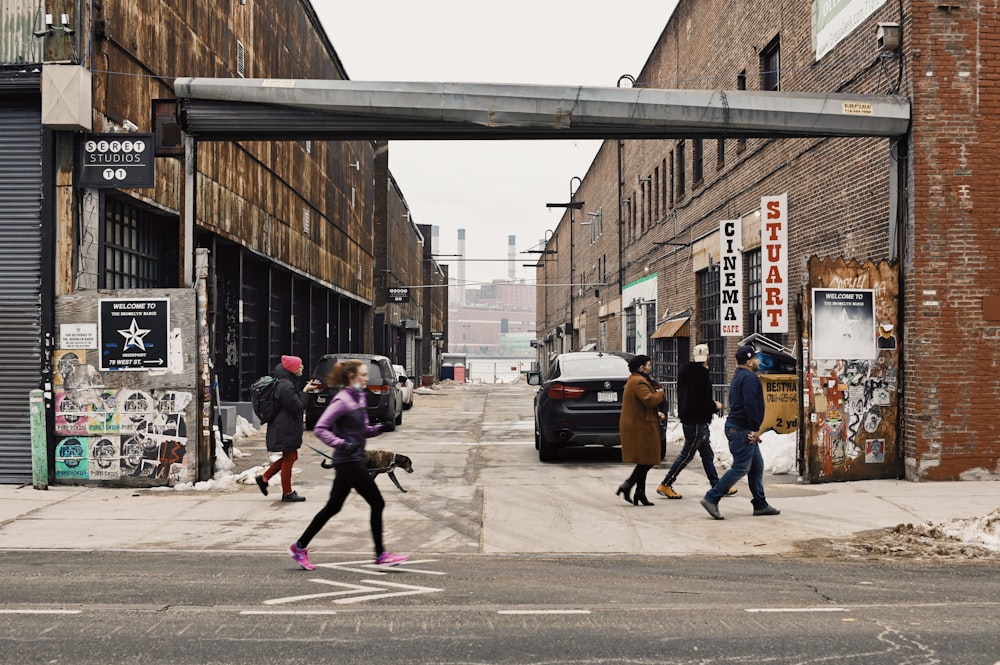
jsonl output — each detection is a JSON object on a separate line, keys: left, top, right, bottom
{"left": 262, "top": 449, "right": 298, "bottom": 495}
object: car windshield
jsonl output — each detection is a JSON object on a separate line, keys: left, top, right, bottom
{"left": 556, "top": 354, "right": 629, "bottom": 379}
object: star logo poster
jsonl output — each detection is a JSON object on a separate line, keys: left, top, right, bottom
{"left": 99, "top": 298, "right": 170, "bottom": 371}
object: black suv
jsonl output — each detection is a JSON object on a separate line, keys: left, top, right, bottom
{"left": 304, "top": 353, "right": 404, "bottom": 431}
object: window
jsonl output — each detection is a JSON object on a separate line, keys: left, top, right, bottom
{"left": 698, "top": 266, "right": 727, "bottom": 399}
{"left": 668, "top": 151, "right": 675, "bottom": 207}
{"left": 692, "top": 139, "right": 704, "bottom": 185}
{"left": 748, "top": 248, "right": 762, "bottom": 335}
{"left": 236, "top": 40, "right": 246, "bottom": 78}
{"left": 737, "top": 71, "right": 748, "bottom": 153}
{"left": 676, "top": 141, "right": 686, "bottom": 199}
{"left": 760, "top": 36, "right": 780, "bottom": 92}
{"left": 653, "top": 166, "right": 660, "bottom": 220}
{"left": 652, "top": 336, "right": 689, "bottom": 414}
{"left": 624, "top": 306, "right": 637, "bottom": 354}
{"left": 102, "top": 195, "right": 179, "bottom": 289}
{"left": 661, "top": 158, "right": 668, "bottom": 212}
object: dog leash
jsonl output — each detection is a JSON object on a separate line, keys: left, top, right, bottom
{"left": 304, "top": 442, "right": 396, "bottom": 473}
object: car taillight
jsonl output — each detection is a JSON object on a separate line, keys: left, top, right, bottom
{"left": 546, "top": 384, "right": 586, "bottom": 400}
{"left": 367, "top": 385, "right": 390, "bottom": 394}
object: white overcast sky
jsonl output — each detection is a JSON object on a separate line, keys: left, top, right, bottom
{"left": 313, "top": 0, "right": 680, "bottom": 286}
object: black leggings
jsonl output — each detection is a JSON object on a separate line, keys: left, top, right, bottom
{"left": 297, "top": 460, "right": 386, "bottom": 555}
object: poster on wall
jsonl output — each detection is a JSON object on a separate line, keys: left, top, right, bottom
{"left": 812, "top": 288, "right": 876, "bottom": 359}
{"left": 99, "top": 298, "right": 170, "bottom": 371}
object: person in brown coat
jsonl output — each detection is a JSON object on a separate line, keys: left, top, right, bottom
{"left": 616, "top": 354, "right": 667, "bottom": 506}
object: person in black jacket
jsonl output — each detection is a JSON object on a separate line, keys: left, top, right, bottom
{"left": 254, "top": 355, "right": 320, "bottom": 502}
{"left": 656, "top": 344, "right": 736, "bottom": 500}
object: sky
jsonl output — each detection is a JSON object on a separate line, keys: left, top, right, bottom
{"left": 311, "top": 0, "right": 681, "bottom": 286}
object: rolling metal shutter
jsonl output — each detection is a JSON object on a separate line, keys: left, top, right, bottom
{"left": 0, "top": 98, "right": 42, "bottom": 482}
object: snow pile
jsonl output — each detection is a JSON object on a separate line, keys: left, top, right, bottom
{"left": 940, "top": 508, "right": 1000, "bottom": 553}
{"left": 234, "top": 415, "right": 259, "bottom": 439}
{"left": 665, "top": 418, "right": 797, "bottom": 476}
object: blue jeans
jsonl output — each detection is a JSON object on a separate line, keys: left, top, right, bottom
{"left": 704, "top": 425, "right": 767, "bottom": 507}
{"left": 661, "top": 422, "right": 720, "bottom": 486}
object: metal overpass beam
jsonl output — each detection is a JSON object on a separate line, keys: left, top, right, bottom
{"left": 173, "top": 79, "right": 910, "bottom": 141}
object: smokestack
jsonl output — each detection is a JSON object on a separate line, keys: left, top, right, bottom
{"left": 508, "top": 235, "right": 516, "bottom": 281}
{"left": 457, "top": 228, "right": 466, "bottom": 305}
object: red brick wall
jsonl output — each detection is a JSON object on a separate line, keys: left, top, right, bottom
{"left": 539, "top": 0, "right": 1000, "bottom": 478}
{"left": 906, "top": 2, "right": 1000, "bottom": 479}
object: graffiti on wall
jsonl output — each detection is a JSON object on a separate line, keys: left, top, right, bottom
{"left": 805, "top": 258, "right": 900, "bottom": 481}
{"left": 53, "top": 349, "right": 192, "bottom": 482}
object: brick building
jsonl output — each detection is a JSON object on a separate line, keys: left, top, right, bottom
{"left": 0, "top": 0, "right": 445, "bottom": 483}
{"left": 537, "top": 0, "right": 999, "bottom": 481}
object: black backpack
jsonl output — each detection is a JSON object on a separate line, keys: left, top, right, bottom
{"left": 250, "top": 376, "right": 280, "bottom": 423}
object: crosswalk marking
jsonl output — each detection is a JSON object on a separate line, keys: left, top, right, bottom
{"left": 265, "top": 578, "right": 443, "bottom": 606}
{"left": 314, "top": 558, "right": 445, "bottom": 576}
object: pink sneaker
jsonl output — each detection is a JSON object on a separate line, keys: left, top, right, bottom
{"left": 289, "top": 543, "right": 315, "bottom": 571}
{"left": 374, "top": 551, "right": 409, "bottom": 567}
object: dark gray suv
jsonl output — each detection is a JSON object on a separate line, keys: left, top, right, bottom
{"left": 304, "top": 353, "right": 404, "bottom": 431}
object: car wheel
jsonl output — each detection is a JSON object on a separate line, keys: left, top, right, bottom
{"left": 534, "top": 429, "right": 540, "bottom": 450}
{"left": 382, "top": 419, "right": 396, "bottom": 432}
{"left": 538, "top": 435, "right": 559, "bottom": 462}
{"left": 395, "top": 409, "right": 403, "bottom": 426}
{"left": 403, "top": 399, "right": 412, "bottom": 410}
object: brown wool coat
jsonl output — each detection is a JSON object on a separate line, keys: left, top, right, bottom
{"left": 619, "top": 372, "right": 666, "bottom": 465}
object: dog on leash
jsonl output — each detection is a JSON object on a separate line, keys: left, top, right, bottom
{"left": 364, "top": 449, "right": 414, "bottom": 493}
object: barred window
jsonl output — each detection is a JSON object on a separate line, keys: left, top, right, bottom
{"left": 698, "top": 265, "right": 726, "bottom": 389}
{"left": 102, "top": 196, "right": 179, "bottom": 289}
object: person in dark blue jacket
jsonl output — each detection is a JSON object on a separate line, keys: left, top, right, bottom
{"left": 699, "top": 345, "right": 780, "bottom": 520}
{"left": 288, "top": 359, "right": 408, "bottom": 571}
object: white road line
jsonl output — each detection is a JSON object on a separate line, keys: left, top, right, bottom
{"left": 0, "top": 609, "right": 81, "bottom": 615}
{"left": 497, "top": 610, "right": 591, "bottom": 615}
{"left": 745, "top": 607, "right": 850, "bottom": 613}
{"left": 315, "top": 559, "right": 445, "bottom": 575}
{"left": 333, "top": 579, "right": 443, "bottom": 605}
{"left": 241, "top": 610, "right": 338, "bottom": 615}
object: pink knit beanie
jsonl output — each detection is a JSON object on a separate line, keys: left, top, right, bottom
{"left": 281, "top": 355, "right": 303, "bottom": 373}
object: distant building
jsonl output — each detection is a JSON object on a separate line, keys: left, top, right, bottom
{"left": 449, "top": 281, "right": 535, "bottom": 357}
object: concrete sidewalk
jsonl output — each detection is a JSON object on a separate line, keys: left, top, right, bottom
{"left": 2, "top": 382, "right": 999, "bottom": 558}
{"left": 2, "top": 453, "right": 999, "bottom": 557}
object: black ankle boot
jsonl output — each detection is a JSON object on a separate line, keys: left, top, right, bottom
{"left": 633, "top": 488, "right": 654, "bottom": 506}
{"left": 616, "top": 480, "right": 635, "bottom": 504}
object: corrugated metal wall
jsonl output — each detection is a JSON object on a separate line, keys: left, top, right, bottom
{"left": 0, "top": 97, "right": 42, "bottom": 482}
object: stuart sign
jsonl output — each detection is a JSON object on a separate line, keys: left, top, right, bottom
{"left": 761, "top": 194, "right": 789, "bottom": 333}
{"left": 720, "top": 219, "right": 743, "bottom": 337}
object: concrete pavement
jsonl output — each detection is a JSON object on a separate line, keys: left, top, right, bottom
{"left": 2, "top": 382, "right": 999, "bottom": 558}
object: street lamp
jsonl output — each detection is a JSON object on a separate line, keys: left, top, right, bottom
{"left": 546, "top": 177, "right": 584, "bottom": 351}
{"left": 617, "top": 74, "right": 635, "bottom": 296}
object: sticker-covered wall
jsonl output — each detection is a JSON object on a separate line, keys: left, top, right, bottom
{"left": 53, "top": 290, "right": 197, "bottom": 486}
{"left": 803, "top": 258, "right": 901, "bottom": 482}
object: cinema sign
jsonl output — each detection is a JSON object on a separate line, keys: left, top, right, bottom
{"left": 720, "top": 218, "right": 743, "bottom": 337}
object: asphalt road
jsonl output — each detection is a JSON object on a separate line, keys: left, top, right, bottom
{"left": 3, "top": 551, "right": 998, "bottom": 664}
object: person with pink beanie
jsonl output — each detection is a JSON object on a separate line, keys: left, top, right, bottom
{"left": 255, "top": 355, "right": 320, "bottom": 502}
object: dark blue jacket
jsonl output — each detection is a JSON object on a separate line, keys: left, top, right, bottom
{"left": 725, "top": 367, "right": 765, "bottom": 431}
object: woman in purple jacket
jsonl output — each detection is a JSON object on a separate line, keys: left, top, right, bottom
{"left": 288, "top": 359, "right": 409, "bottom": 571}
